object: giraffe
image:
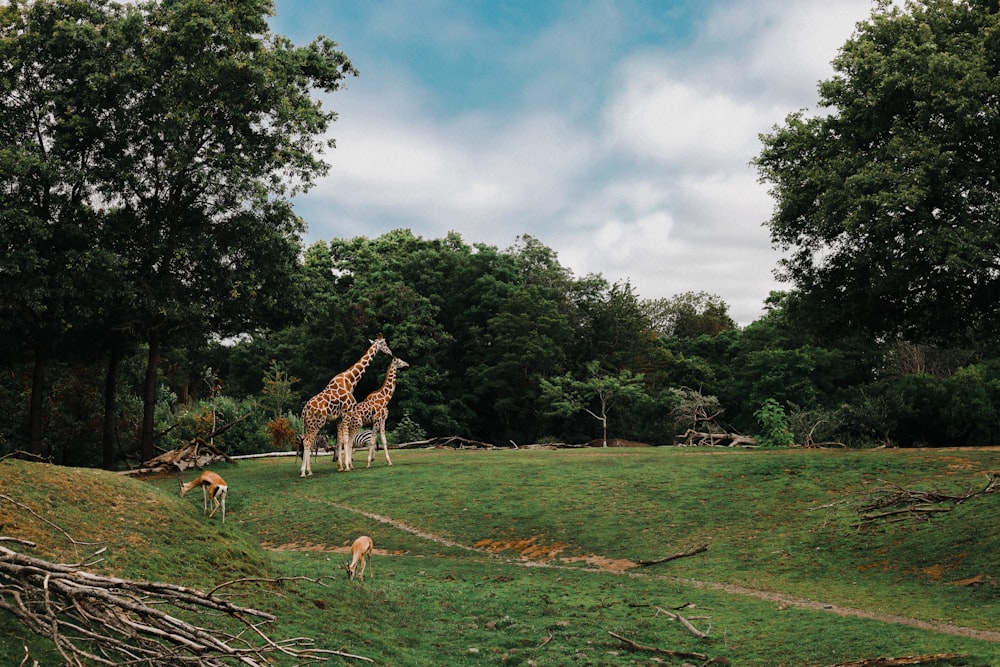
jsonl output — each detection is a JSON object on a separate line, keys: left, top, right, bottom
{"left": 299, "top": 335, "right": 392, "bottom": 477}
{"left": 341, "top": 357, "right": 409, "bottom": 470}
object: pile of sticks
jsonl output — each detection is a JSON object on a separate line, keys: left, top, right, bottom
{"left": 0, "top": 538, "right": 349, "bottom": 665}
{"left": 674, "top": 429, "right": 758, "bottom": 447}
{"left": 124, "top": 415, "right": 249, "bottom": 475}
{"left": 857, "top": 472, "right": 999, "bottom": 527}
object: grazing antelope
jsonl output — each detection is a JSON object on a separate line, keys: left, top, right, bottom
{"left": 179, "top": 470, "right": 228, "bottom": 523}
{"left": 346, "top": 535, "right": 374, "bottom": 581}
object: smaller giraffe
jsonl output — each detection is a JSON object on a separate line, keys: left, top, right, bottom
{"left": 341, "top": 357, "right": 409, "bottom": 469}
{"left": 299, "top": 335, "right": 392, "bottom": 477}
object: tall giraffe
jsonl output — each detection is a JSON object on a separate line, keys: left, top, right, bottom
{"left": 342, "top": 357, "right": 409, "bottom": 470}
{"left": 299, "top": 335, "right": 392, "bottom": 477}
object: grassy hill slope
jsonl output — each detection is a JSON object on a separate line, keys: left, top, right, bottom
{"left": 2, "top": 447, "right": 998, "bottom": 665}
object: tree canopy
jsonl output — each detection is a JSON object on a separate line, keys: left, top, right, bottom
{"left": 6, "top": 0, "right": 1000, "bottom": 464}
{"left": 755, "top": 0, "right": 1000, "bottom": 346}
{"left": 0, "top": 0, "right": 356, "bottom": 460}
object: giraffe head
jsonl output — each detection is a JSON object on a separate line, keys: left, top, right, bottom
{"left": 390, "top": 357, "right": 409, "bottom": 372}
{"left": 371, "top": 334, "right": 392, "bottom": 357}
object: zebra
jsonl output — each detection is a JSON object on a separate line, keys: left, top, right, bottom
{"left": 296, "top": 433, "right": 329, "bottom": 458}
{"left": 352, "top": 429, "right": 375, "bottom": 461}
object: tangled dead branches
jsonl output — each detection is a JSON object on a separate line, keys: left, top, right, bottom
{"left": 856, "top": 472, "right": 1000, "bottom": 528}
{"left": 0, "top": 538, "right": 364, "bottom": 665}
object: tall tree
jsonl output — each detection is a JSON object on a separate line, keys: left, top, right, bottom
{"left": 754, "top": 0, "right": 1000, "bottom": 346}
{"left": 2, "top": 0, "right": 356, "bottom": 462}
{"left": 96, "top": 0, "right": 355, "bottom": 460}
{"left": 0, "top": 0, "right": 129, "bottom": 455}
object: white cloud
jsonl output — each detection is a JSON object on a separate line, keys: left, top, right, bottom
{"left": 604, "top": 60, "right": 770, "bottom": 170}
{"left": 298, "top": 1, "right": 878, "bottom": 325}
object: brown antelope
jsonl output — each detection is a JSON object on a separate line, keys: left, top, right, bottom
{"left": 346, "top": 535, "right": 374, "bottom": 581}
{"left": 179, "top": 470, "right": 228, "bottom": 523}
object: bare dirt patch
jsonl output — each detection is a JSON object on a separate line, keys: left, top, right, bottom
{"left": 557, "top": 554, "right": 638, "bottom": 572}
{"left": 474, "top": 536, "right": 568, "bottom": 560}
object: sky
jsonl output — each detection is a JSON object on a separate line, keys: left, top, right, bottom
{"left": 268, "top": 0, "right": 879, "bottom": 325}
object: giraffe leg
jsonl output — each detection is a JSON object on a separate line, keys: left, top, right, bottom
{"left": 380, "top": 426, "right": 392, "bottom": 467}
{"left": 336, "top": 420, "right": 347, "bottom": 471}
{"left": 339, "top": 420, "right": 354, "bottom": 471}
{"left": 366, "top": 429, "right": 375, "bottom": 468}
{"left": 301, "top": 428, "right": 316, "bottom": 477}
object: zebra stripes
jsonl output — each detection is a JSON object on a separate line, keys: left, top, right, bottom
{"left": 352, "top": 429, "right": 374, "bottom": 451}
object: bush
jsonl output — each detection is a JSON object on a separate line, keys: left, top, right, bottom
{"left": 391, "top": 410, "right": 426, "bottom": 443}
{"left": 754, "top": 398, "right": 794, "bottom": 448}
{"left": 265, "top": 416, "right": 299, "bottom": 451}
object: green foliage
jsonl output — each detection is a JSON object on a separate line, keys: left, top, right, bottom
{"left": 754, "top": 398, "right": 795, "bottom": 447}
{"left": 755, "top": 0, "right": 1000, "bottom": 346}
{"left": 644, "top": 290, "right": 737, "bottom": 338}
{"left": 539, "top": 360, "right": 651, "bottom": 444}
{"left": 10, "top": 1, "right": 1000, "bottom": 462}
{"left": 390, "top": 409, "right": 426, "bottom": 443}
{"left": 259, "top": 360, "right": 300, "bottom": 420}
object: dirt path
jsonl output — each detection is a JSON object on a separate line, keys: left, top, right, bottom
{"left": 301, "top": 499, "right": 1000, "bottom": 643}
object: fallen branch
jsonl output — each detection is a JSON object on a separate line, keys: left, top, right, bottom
{"left": 638, "top": 543, "right": 708, "bottom": 566}
{"left": 0, "top": 450, "right": 51, "bottom": 464}
{"left": 607, "top": 631, "right": 709, "bottom": 661}
{"left": 826, "top": 654, "right": 964, "bottom": 667}
{"left": 675, "top": 429, "right": 757, "bottom": 448}
{"left": 0, "top": 540, "right": 366, "bottom": 665}
{"left": 654, "top": 606, "right": 709, "bottom": 639}
{"left": 856, "top": 473, "right": 999, "bottom": 528}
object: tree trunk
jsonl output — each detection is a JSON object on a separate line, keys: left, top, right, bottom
{"left": 140, "top": 329, "right": 161, "bottom": 462}
{"left": 102, "top": 334, "right": 123, "bottom": 469}
{"left": 27, "top": 333, "right": 50, "bottom": 456}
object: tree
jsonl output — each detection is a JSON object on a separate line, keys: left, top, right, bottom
{"left": 2, "top": 0, "right": 357, "bottom": 462}
{"left": 754, "top": 0, "right": 1000, "bottom": 346}
{"left": 540, "top": 361, "right": 648, "bottom": 447}
{"left": 644, "top": 291, "right": 737, "bottom": 339}
{"left": 260, "top": 360, "right": 300, "bottom": 420}
{"left": 0, "top": 0, "right": 132, "bottom": 457}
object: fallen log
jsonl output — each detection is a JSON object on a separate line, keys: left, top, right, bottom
{"left": 675, "top": 429, "right": 757, "bottom": 447}
{"left": 394, "top": 435, "right": 497, "bottom": 449}
{"left": 125, "top": 414, "right": 250, "bottom": 474}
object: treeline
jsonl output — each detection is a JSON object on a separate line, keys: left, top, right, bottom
{"left": 4, "top": 226, "right": 1000, "bottom": 469}
{"left": 4, "top": 0, "right": 1000, "bottom": 467}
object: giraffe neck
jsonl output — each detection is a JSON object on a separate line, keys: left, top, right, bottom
{"left": 378, "top": 366, "right": 398, "bottom": 401}
{"left": 341, "top": 343, "right": 379, "bottom": 391}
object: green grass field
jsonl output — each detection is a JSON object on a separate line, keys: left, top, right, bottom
{"left": 1, "top": 446, "right": 998, "bottom": 665}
